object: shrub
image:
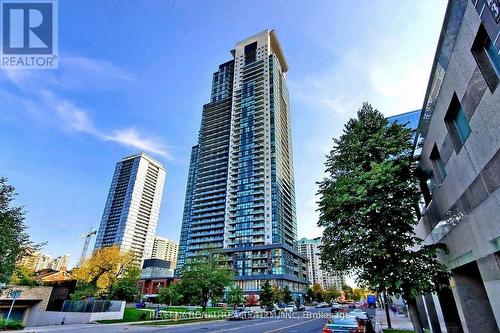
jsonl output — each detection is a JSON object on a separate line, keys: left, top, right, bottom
{"left": 0, "top": 319, "right": 25, "bottom": 330}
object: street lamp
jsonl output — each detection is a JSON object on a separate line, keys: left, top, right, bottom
{"left": 6, "top": 289, "right": 22, "bottom": 322}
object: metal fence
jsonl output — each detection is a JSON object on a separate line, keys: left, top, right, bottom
{"left": 61, "top": 300, "right": 122, "bottom": 313}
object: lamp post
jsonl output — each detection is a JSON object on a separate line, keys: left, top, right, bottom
{"left": 6, "top": 289, "right": 22, "bottom": 322}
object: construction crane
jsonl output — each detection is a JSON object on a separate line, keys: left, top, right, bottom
{"left": 78, "top": 227, "right": 97, "bottom": 267}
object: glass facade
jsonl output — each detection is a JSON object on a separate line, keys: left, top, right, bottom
{"left": 94, "top": 153, "right": 166, "bottom": 265}
{"left": 178, "top": 31, "right": 309, "bottom": 297}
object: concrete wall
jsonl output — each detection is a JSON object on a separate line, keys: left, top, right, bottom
{"left": 0, "top": 286, "right": 53, "bottom": 326}
{"left": 32, "top": 301, "right": 125, "bottom": 327}
{"left": 416, "top": 0, "right": 500, "bottom": 332}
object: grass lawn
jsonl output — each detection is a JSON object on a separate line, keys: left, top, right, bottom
{"left": 97, "top": 306, "right": 230, "bottom": 324}
{"left": 97, "top": 308, "right": 152, "bottom": 323}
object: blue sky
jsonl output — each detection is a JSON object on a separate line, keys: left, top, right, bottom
{"left": 0, "top": 0, "right": 447, "bottom": 267}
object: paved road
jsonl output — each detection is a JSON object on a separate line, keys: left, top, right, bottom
{"left": 25, "top": 308, "right": 331, "bottom": 333}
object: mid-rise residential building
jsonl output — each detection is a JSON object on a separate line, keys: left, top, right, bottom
{"left": 19, "top": 253, "right": 70, "bottom": 272}
{"left": 151, "top": 236, "right": 179, "bottom": 268}
{"left": 94, "top": 153, "right": 166, "bottom": 265}
{"left": 413, "top": 0, "right": 500, "bottom": 332}
{"left": 178, "top": 30, "right": 309, "bottom": 298}
{"left": 298, "top": 238, "right": 345, "bottom": 290}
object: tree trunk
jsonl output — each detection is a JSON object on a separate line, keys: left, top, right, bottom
{"left": 202, "top": 296, "right": 208, "bottom": 319}
{"left": 407, "top": 297, "right": 424, "bottom": 333}
{"left": 383, "top": 291, "right": 392, "bottom": 329}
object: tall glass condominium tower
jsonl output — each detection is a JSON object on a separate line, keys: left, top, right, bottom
{"left": 94, "top": 153, "right": 166, "bottom": 265}
{"left": 178, "top": 30, "right": 309, "bottom": 297}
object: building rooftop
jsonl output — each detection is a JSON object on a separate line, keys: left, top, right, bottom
{"left": 121, "top": 152, "right": 166, "bottom": 171}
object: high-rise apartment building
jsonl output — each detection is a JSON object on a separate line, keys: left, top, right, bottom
{"left": 94, "top": 153, "right": 166, "bottom": 264}
{"left": 178, "top": 30, "right": 309, "bottom": 297}
{"left": 151, "top": 236, "right": 179, "bottom": 268}
{"left": 298, "top": 238, "right": 345, "bottom": 290}
{"left": 19, "top": 253, "right": 70, "bottom": 272}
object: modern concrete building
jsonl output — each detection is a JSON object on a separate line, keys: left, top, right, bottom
{"left": 151, "top": 236, "right": 179, "bottom": 268}
{"left": 94, "top": 153, "right": 166, "bottom": 265}
{"left": 178, "top": 30, "right": 309, "bottom": 297}
{"left": 298, "top": 238, "right": 345, "bottom": 290}
{"left": 414, "top": 0, "right": 500, "bottom": 332}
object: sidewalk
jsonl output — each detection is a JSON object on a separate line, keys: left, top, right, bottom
{"left": 376, "top": 308, "right": 414, "bottom": 331}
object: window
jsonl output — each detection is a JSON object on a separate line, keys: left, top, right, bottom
{"left": 471, "top": 24, "right": 500, "bottom": 91}
{"left": 244, "top": 42, "right": 257, "bottom": 65}
{"left": 430, "top": 145, "right": 446, "bottom": 184}
{"left": 445, "top": 94, "right": 471, "bottom": 152}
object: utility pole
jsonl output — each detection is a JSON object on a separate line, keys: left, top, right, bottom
{"left": 6, "top": 289, "right": 22, "bottom": 322}
{"left": 78, "top": 227, "right": 97, "bottom": 266}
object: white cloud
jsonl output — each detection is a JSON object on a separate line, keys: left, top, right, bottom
{"left": 0, "top": 57, "right": 172, "bottom": 160}
{"left": 104, "top": 128, "right": 172, "bottom": 159}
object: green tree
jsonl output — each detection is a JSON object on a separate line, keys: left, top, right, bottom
{"left": 0, "top": 177, "right": 43, "bottom": 284}
{"left": 10, "top": 265, "right": 38, "bottom": 286}
{"left": 311, "top": 283, "right": 324, "bottom": 302}
{"left": 272, "top": 284, "right": 283, "bottom": 304}
{"left": 158, "top": 283, "right": 183, "bottom": 306}
{"left": 179, "top": 251, "right": 234, "bottom": 316}
{"left": 282, "top": 285, "right": 293, "bottom": 304}
{"left": 351, "top": 288, "right": 366, "bottom": 302}
{"left": 226, "top": 285, "right": 244, "bottom": 309}
{"left": 110, "top": 266, "right": 140, "bottom": 302}
{"left": 259, "top": 281, "right": 274, "bottom": 309}
{"left": 342, "top": 284, "right": 354, "bottom": 300}
{"left": 318, "top": 103, "right": 449, "bottom": 333}
{"left": 324, "top": 286, "right": 340, "bottom": 303}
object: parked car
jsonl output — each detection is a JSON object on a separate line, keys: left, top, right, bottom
{"left": 331, "top": 304, "right": 343, "bottom": 314}
{"left": 298, "top": 304, "right": 306, "bottom": 311}
{"left": 316, "top": 302, "right": 329, "bottom": 308}
{"left": 349, "top": 309, "right": 369, "bottom": 326}
{"left": 283, "top": 305, "right": 295, "bottom": 313}
{"left": 322, "top": 316, "right": 363, "bottom": 333}
{"left": 228, "top": 307, "right": 254, "bottom": 320}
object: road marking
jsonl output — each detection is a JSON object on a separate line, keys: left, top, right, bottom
{"left": 262, "top": 318, "right": 319, "bottom": 333}
{"left": 209, "top": 319, "right": 287, "bottom": 333}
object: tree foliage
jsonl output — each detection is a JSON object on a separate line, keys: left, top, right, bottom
{"left": 282, "top": 285, "right": 293, "bottom": 304}
{"left": 271, "top": 284, "right": 283, "bottom": 304}
{"left": 226, "top": 284, "right": 245, "bottom": 309}
{"left": 324, "top": 285, "right": 340, "bottom": 303}
{"left": 259, "top": 281, "right": 274, "bottom": 308}
{"left": 0, "top": 177, "right": 43, "bottom": 284}
{"left": 179, "top": 251, "right": 234, "bottom": 315}
{"left": 71, "top": 245, "right": 134, "bottom": 298}
{"left": 245, "top": 293, "right": 258, "bottom": 306}
{"left": 317, "top": 103, "right": 450, "bottom": 331}
{"left": 158, "top": 283, "right": 183, "bottom": 306}
{"left": 10, "top": 265, "right": 38, "bottom": 286}
{"left": 110, "top": 266, "right": 140, "bottom": 302}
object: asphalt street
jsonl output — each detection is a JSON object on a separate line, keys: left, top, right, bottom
{"left": 24, "top": 308, "right": 333, "bottom": 333}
